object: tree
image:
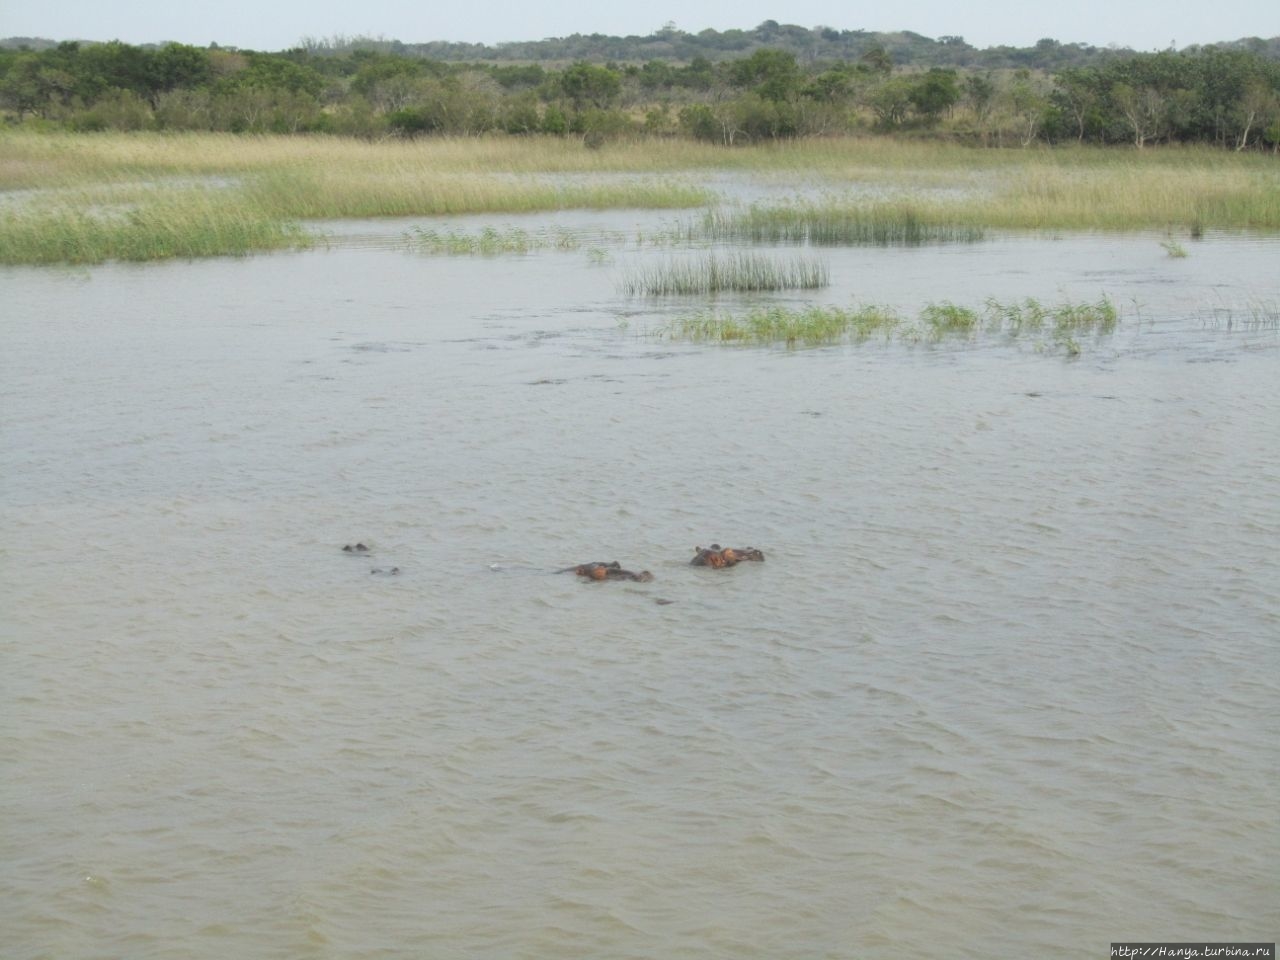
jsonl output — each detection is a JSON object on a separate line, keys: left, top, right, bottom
{"left": 558, "top": 62, "right": 620, "bottom": 111}
{"left": 1111, "top": 81, "right": 1165, "bottom": 147}
{"left": 860, "top": 45, "right": 893, "bottom": 75}
{"left": 1235, "top": 79, "right": 1280, "bottom": 150}
{"left": 1007, "top": 72, "right": 1050, "bottom": 146}
{"left": 146, "top": 43, "right": 212, "bottom": 104}
{"left": 1051, "top": 67, "right": 1104, "bottom": 143}
{"left": 729, "top": 49, "right": 799, "bottom": 102}
{"left": 867, "top": 77, "right": 913, "bottom": 127}
{"left": 965, "top": 72, "right": 997, "bottom": 135}
{"left": 908, "top": 68, "right": 960, "bottom": 123}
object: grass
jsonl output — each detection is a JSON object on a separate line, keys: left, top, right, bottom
{"left": 702, "top": 203, "right": 986, "bottom": 246}
{"left": 659, "top": 296, "right": 1121, "bottom": 353}
{"left": 405, "top": 224, "right": 590, "bottom": 255}
{"left": 2, "top": 132, "right": 1277, "bottom": 264}
{"left": 0, "top": 188, "right": 311, "bottom": 264}
{"left": 667, "top": 304, "right": 901, "bottom": 345}
{"left": 1197, "top": 299, "right": 1280, "bottom": 331}
{"left": 619, "top": 252, "right": 829, "bottom": 295}
{"left": 1161, "top": 239, "right": 1189, "bottom": 257}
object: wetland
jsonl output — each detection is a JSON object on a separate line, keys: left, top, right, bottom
{"left": 2, "top": 134, "right": 1278, "bottom": 959}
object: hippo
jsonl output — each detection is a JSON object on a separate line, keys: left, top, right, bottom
{"left": 557, "top": 561, "right": 654, "bottom": 583}
{"left": 343, "top": 543, "right": 370, "bottom": 553}
{"left": 370, "top": 567, "right": 401, "bottom": 576}
{"left": 690, "top": 544, "right": 765, "bottom": 568}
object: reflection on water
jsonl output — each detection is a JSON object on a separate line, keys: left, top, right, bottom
{"left": 2, "top": 224, "right": 1277, "bottom": 960}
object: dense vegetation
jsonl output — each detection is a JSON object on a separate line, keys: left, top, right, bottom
{"left": 1, "top": 22, "right": 1278, "bottom": 149}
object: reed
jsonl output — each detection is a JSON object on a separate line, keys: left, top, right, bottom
{"left": 0, "top": 189, "right": 310, "bottom": 264}
{"left": 702, "top": 203, "right": 986, "bottom": 246}
{"left": 620, "top": 252, "right": 829, "bottom": 296}
{"left": 983, "top": 296, "right": 1119, "bottom": 336}
{"left": 240, "top": 167, "right": 711, "bottom": 219}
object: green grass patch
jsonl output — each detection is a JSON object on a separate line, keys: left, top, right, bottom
{"left": 620, "top": 252, "right": 829, "bottom": 296}
{"left": 659, "top": 296, "right": 1121, "bottom": 354}
{"left": 667, "top": 304, "right": 901, "bottom": 345}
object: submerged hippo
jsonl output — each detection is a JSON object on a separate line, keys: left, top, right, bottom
{"left": 558, "top": 561, "right": 654, "bottom": 583}
{"left": 343, "top": 543, "right": 370, "bottom": 553}
{"left": 690, "top": 544, "right": 766, "bottom": 568}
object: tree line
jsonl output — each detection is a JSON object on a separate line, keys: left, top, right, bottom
{"left": 1, "top": 37, "right": 1278, "bottom": 149}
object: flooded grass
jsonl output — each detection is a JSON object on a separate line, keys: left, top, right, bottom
{"left": 668, "top": 304, "right": 900, "bottom": 345}
{"left": 660, "top": 296, "right": 1121, "bottom": 353}
{"left": 920, "top": 302, "right": 983, "bottom": 335}
{"left": 703, "top": 203, "right": 987, "bottom": 246}
{"left": 0, "top": 189, "right": 311, "bottom": 264}
{"left": 405, "top": 225, "right": 592, "bottom": 255}
{"left": 2, "top": 133, "right": 1277, "bottom": 264}
{"left": 240, "top": 168, "right": 711, "bottom": 219}
{"left": 620, "top": 252, "right": 829, "bottom": 296}
{"left": 1198, "top": 300, "right": 1280, "bottom": 331}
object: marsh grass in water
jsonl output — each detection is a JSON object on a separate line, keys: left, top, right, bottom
{"left": 0, "top": 188, "right": 310, "bottom": 264}
{"left": 660, "top": 296, "right": 1120, "bottom": 353}
{"left": 406, "top": 225, "right": 591, "bottom": 255}
{"left": 1198, "top": 300, "right": 1280, "bottom": 331}
{"left": 702, "top": 204, "right": 986, "bottom": 246}
{"left": 620, "top": 252, "right": 829, "bottom": 296}
{"left": 1161, "top": 239, "right": 1189, "bottom": 258}
{"left": 3, "top": 132, "right": 1278, "bottom": 264}
{"left": 669, "top": 304, "right": 901, "bottom": 345}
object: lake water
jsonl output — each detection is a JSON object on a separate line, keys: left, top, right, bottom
{"left": 2, "top": 211, "right": 1277, "bottom": 959}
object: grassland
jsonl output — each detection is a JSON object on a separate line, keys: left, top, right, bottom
{"left": 1, "top": 132, "right": 1278, "bottom": 264}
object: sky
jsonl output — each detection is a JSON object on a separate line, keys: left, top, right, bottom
{"left": 1, "top": 0, "right": 1276, "bottom": 52}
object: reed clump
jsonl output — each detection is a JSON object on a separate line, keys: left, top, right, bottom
{"left": 620, "top": 252, "right": 829, "bottom": 296}
{"left": 703, "top": 203, "right": 986, "bottom": 245}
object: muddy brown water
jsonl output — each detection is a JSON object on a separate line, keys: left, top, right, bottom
{"left": 2, "top": 213, "right": 1277, "bottom": 959}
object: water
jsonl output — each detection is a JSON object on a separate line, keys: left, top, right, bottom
{"left": 2, "top": 220, "right": 1277, "bottom": 959}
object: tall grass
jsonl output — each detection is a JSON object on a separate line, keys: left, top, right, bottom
{"left": 240, "top": 167, "right": 711, "bottom": 218}
{"left": 703, "top": 203, "right": 986, "bottom": 245}
{"left": 620, "top": 252, "right": 829, "bottom": 295}
{"left": 2, "top": 132, "right": 1277, "bottom": 264}
{"left": 0, "top": 189, "right": 310, "bottom": 264}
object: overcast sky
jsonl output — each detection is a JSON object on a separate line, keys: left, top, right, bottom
{"left": 2, "top": 0, "right": 1275, "bottom": 52}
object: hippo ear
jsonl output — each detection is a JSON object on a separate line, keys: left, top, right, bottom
{"left": 693, "top": 546, "right": 702, "bottom": 553}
